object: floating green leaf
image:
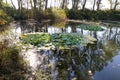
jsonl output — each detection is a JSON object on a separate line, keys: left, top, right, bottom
{"left": 78, "top": 24, "right": 104, "bottom": 31}
{"left": 20, "top": 33, "right": 97, "bottom": 49}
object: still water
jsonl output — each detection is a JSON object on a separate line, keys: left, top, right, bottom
{"left": 1, "top": 21, "right": 120, "bottom": 80}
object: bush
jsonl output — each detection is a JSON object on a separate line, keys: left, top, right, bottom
{"left": 49, "top": 8, "right": 67, "bottom": 20}
{"left": 12, "top": 8, "right": 67, "bottom": 20}
{"left": 34, "top": 8, "right": 67, "bottom": 20}
{"left": 14, "top": 9, "right": 32, "bottom": 20}
{"left": 0, "top": 40, "right": 25, "bottom": 79}
{"left": 0, "top": 9, "right": 10, "bottom": 25}
{"left": 67, "top": 9, "right": 120, "bottom": 21}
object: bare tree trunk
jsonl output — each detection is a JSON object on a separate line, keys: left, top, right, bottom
{"left": 33, "top": 0, "right": 37, "bottom": 9}
{"left": 11, "top": 0, "right": 16, "bottom": 10}
{"left": 17, "top": 0, "right": 23, "bottom": 11}
{"left": 61, "top": 0, "right": 68, "bottom": 9}
{"left": 17, "top": 0, "right": 21, "bottom": 10}
{"left": 50, "top": 0, "right": 52, "bottom": 8}
{"left": 108, "top": 0, "right": 113, "bottom": 9}
{"left": 61, "top": 0, "right": 65, "bottom": 9}
{"left": 30, "top": 0, "right": 33, "bottom": 9}
{"left": 6, "top": 0, "right": 7, "bottom": 5}
{"left": 72, "top": 0, "right": 80, "bottom": 9}
{"left": 93, "top": 0, "right": 96, "bottom": 11}
{"left": 39, "top": 0, "right": 42, "bottom": 10}
{"left": 82, "top": 0, "right": 87, "bottom": 10}
{"left": 113, "top": 0, "right": 118, "bottom": 10}
{"left": 0, "top": 0, "right": 3, "bottom": 8}
{"left": 45, "top": 0, "right": 48, "bottom": 10}
{"left": 96, "top": 0, "right": 101, "bottom": 11}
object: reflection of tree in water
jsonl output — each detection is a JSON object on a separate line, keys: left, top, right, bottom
{"left": 29, "top": 24, "right": 120, "bottom": 80}
{"left": 35, "top": 42, "right": 112, "bottom": 80}
{"left": 55, "top": 45, "right": 107, "bottom": 80}
{"left": 105, "top": 27, "right": 120, "bottom": 47}
{"left": 19, "top": 21, "right": 42, "bottom": 33}
{"left": 17, "top": 21, "right": 120, "bottom": 79}
{"left": 19, "top": 21, "right": 67, "bottom": 33}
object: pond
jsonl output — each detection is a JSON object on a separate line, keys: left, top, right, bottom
{"left": 0, "top": 21, "right": 120, "bottom": 80}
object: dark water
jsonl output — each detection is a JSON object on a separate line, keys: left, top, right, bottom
{"left": 1, "top": 21, "right": 120, "bottom": 80}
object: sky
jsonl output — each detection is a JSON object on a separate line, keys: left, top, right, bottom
{"left": 4, "top": 0, "right": 111, "bottom": 10}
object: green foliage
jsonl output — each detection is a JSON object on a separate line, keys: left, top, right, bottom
{"left": 48, "top": 8, "right": 67, "bottom": 20}
{"left": 20, "top": 33, "right": 96, "bottom": 49}
{"left": 0, "top": 9, "right": 10, "bottom": 25}
{"left": 67, "top": 9, "right": 96, "bottom": 20}
{"left": 51, "top": 33, "right": 83, "bottom": 47}
{"left": 0, "top": 1, "right": 12, "bottom": 25}
{"left": 11, "top": 8, "right": 66, "bottom": 20}
{"left": 20, "top": 33, "right": 51, "bottom": 46}
{"left": 13, "top": 9, "right": 32, "bottom": 20}
{"left": 67, "top": 9, "right": 120, "bottom": 21}
{"left": 0, "top": 40, "right": 25, "bottom": 80}
{"left": 34, "top": 8, "right": 67, "bottom": 20}
{"left": 78, "top": 24, "right": 104, "bottom": 31}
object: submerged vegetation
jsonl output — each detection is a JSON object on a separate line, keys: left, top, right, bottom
{"left": 20, "top": 33, "right": 97, "bottom": 49}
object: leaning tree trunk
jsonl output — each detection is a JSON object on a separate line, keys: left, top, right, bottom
{"left": 93, "top": 0, "right": 96, "bottom": 11}
{"left": 33, "top": 0, "right": 37, "bottom": 9}
{"left": 72, "top": 0, "right": 79, "bottom": 10}
{"left": 11, "top": 0, "right": 16, "bottom": 10}
{"left": 113, "top": 0, "right": 118, "bottom": 10}
{"left": 96, "top": 0, "right": 102, "bottom": 11}
{"left": 45, "top": 0, "right": 48, "bottom": 10}
{"left": 61, "top": 0, "right": 68, "bottom": 9}
{"left": 82, "top": 0, "right": 87, "bottom": 10}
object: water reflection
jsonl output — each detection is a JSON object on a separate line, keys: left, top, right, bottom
{"left": 4, "top": 21, "right": 120, "bottom": 80}
{"left": 17, "top": 21, "right": 120, "bottom": 47}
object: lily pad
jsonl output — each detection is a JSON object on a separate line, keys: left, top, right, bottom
{"left": 78, "top": 24, "right": 104, "bottom": 31}
{"left": 20, "top": 33, "right": 97, "bottom": 49}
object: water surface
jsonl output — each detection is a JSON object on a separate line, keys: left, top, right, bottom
{"left": 0, "top": 21, "right": 120, "bottom": 80}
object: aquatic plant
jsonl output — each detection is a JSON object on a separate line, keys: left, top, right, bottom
{"left": 78, "top": 24, "right": 104, "bottom": 31}
{"left": 20, "top": 33, "right": 51, "bottom": 46}
{"left": 20, "top": 33, "right": 96, "bottom": 49}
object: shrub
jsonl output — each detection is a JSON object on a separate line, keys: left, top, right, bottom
{"left": 67, "top": 9, "right": 120, "bottom": 21}
{"left": 34, "top": 8, "right": 67, "bottom": 20}
{"left": 0, "top": 9, "right": 10, "bottom": 25}
{"left": 0, "top": 40, "right": 25, "bottom": 79}
{"left": 47, "top": 8, "right": 67, "bottom": 20}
